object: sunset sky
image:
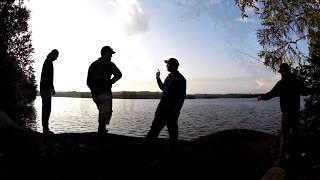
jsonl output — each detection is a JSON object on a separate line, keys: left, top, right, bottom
{"left": 28, "top": 0, "right": 281, "bottom": 94}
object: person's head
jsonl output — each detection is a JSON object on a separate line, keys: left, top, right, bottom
{"left": 47, "top": 49, "right": 59, "bottom": 61}
{"left": 101, "top": 46, "right": 115, "bottom": 61}
{"left": 278, "top": 63, "right": 291, "bottom": 77}
{"left": 164, "top": 58, "right": 179, "bottom": 72}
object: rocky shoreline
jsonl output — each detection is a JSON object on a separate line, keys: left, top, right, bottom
{"left": 0, "top": 128, "right": 277, "bottom": 179}
{"left": 0, "top": 111, "right": 320, "bottom": 179}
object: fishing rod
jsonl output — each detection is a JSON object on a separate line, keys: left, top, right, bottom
{"left": 237, "top": 50, "right": 277, "bottom": 71}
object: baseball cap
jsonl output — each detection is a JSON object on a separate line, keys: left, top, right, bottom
{"left": 164, "top": 58, "right": 179, "bottom": 66}
{"left": 101, "top": 46, "right": 116, "bottom": 54}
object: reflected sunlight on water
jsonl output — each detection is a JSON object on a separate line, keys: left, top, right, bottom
{"left": 30, "top": 97, "right": 305, "bottom": 140}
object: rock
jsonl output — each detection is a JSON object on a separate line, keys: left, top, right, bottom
{"left": 0, "top": 111, "right": 18, "bottom": 129}
{"left": 261, "top": 167, "right": 286, "bottom": 180}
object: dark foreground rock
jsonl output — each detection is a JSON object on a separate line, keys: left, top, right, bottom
{"left": 0, "top": 127, "right": 319, "bottom": 179}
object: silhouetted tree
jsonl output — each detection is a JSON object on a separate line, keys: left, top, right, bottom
{"left": 235, "top": 0, "right": 320, "bottom": 69}
{"left": 0, "top": 0, "right": 36, "bottom": 122}
{"left": 235, "top": 0, "right": 320, "bottom": 132}
{"left": 294, "top": 29, "right": 320, "bottom": 132}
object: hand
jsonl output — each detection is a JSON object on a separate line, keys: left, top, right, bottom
{"left": 156, "top": 69, "right": 160, "bottom": 79}
{"left": 52, "top": 89, "right": 55, "bottom": 95}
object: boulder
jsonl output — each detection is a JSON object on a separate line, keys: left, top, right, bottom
{"left": 0, "top": 111, "right": 18, "bottom": 129}
{"left": 261, "top": 167, "right": 286, "bottom": 180}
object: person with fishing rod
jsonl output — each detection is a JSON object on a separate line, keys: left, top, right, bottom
{"left": 258, "top": 63, "right": 308, "bottom": 167}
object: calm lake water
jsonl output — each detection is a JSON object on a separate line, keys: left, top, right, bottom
{"left": 29, "top": 97, "right": 305, "bottom": 140}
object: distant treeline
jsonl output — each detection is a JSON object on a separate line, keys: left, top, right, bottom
{"left": 36, "top": 91, "right": 261, "bottom": 99}
{"left": 193, "top": 93, "right": 261, "bottom": 99}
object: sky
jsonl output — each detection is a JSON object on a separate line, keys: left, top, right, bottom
{"left": 27, "top": 0, "right": 281, "bottom": 94}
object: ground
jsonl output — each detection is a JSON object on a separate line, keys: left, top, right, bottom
{"left": 0, "top": 128, "right": 319, "bottom": 179}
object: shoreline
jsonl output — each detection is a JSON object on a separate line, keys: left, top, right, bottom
{"left": 0, "top": 127, "right": 320, "bottom": 179}
{"left": 0, "top": 127, "right": 301, "bottom": 179}
{"left": 0, "top": 111, "right": 319, "bottom": 179}
{"left": 36, "top": 91, "right": 261, "bottom": 99}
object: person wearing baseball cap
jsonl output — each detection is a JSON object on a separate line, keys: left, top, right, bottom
{"left": 164, "top": 58, "right": 179, "bottom": 67}
{"left": 87, "top": 45, "right": 122, "bottom": 135}
{"left": 144, "top": 57, "right": 186, "bottom": 146}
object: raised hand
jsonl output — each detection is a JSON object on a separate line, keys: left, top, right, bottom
{"left": 156, "top": 69, "right": 160, "bottom": 79}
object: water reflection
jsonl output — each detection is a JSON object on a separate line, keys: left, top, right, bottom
{"left": 26, "top": 97, "right": 288, "bottom": 140}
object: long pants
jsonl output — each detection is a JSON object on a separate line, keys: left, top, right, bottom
{"left": 41, "top": 91, "right": 52, "bottom": 132}
{"left": 279, "top": 111, "right": 300, "bottom": 164}
{"left": 145, "top": 107, "right": 180, "bottom": 144}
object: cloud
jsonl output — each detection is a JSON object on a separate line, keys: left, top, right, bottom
{"left": 112, "top": 0, "right": 150, "bottom": 36}
{"left": 173, "top": 0, "right": 222, "bottom": 7}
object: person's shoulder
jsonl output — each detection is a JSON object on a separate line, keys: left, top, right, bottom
{"left": 109, "top": 61, "right": 116, "bottom": 66}
{"left": 89, "top": 59, "right": 100, "bottom": 67}
{"left": 43, "top": 59, "right": 52, "bottom": 66}
{"left": 43, "top": 58, "right": 50, "bottom": 63}
{"left": 178, "top": 72, "right": 186, "bottom": 81}
{"left": 287, "top": 74, "right": 299, "bottom": 83}
{"left": 109, "top": 61, "right": 120, "bottom": 69}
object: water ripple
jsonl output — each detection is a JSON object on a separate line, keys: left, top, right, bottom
{"left": 30, "top": 97, "right": 305, "bottom": 140}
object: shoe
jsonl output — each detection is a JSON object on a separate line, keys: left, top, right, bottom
{"left": 98, "top": 128, "right": 108, "bottom": 135}
{"left": 43, "top": 130, "right": 55, "bottom": 136}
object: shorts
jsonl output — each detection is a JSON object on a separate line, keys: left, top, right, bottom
{"left": 93, "top": 92, "right": 112, "bottom": 114}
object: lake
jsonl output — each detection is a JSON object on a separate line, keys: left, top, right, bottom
{"left": 29, "top": 97, "right": 305, "bottom": 140}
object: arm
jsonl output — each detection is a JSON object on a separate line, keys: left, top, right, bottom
{"left": 110, "top": 64, "right": 122, "bottom": 84}
{"left": 86, "top": 65, "right": 94, "bottom": 90}
{"left": 175, "top": 78, "right": 186, "bottom": 111}
{"left": 258, "top": 81, "right": 281, "bottom": 101}
{"left": 156, "top": 70, "right": 164, "bottom": 90}
{"left": 50, "top": 62, "right": 55, "bottom": 92}
{"left": 41, "top": 60, "right": 55, "bottom": 92}
{"left": 51, "top": 62, "right": 55, "bottom": 95}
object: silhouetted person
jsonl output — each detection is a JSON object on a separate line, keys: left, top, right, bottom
{"left": 258, "top": 63, "right": 307, "bottom": 166}
{"left": 87, "top": 46, "right": 122, "bottom": 134}
{"left": 145, "top": 58, "right": 186, "bottom": 145}
{"left": 40, "top": 49, "right": 59, "bottom": 135}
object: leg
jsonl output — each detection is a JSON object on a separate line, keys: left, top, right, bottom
{"left": 98, "top": 112, "right": 112, "bottom": 133}
{"left": 289, "top": 112, "right": 300, "bottom": 159}
{"left": 167, "top": 111, "right": 180, "bottom": 145}
{"left": 145, "top": 109, "right": 167, "bottom": 143}
{"left": 94, "top": 93, "right": 112, "bottom": 133}
{"left": 278, "top": 112, "right": 290, "bottom": 166}
{"left": 41, "top": 92, "right": 52, "bottom": 133}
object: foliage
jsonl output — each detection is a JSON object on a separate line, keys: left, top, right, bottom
{"left": 294, "top": 29, "right": 320, "bottom": 132}
{"left": 234, "top": 0, "right": 320, "bottom": 132}
{"left": 0, "top": 0, "right": 36, "bottom": 122}
{"left": 235, "top": 0, "right": 320, "bottom": 69}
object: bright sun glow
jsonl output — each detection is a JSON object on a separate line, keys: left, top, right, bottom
{"left": 30, "top": 0, "right": 158, "bottom": 92}
{"left": 28, "top": 0, "right": 279, "bottom": 94}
